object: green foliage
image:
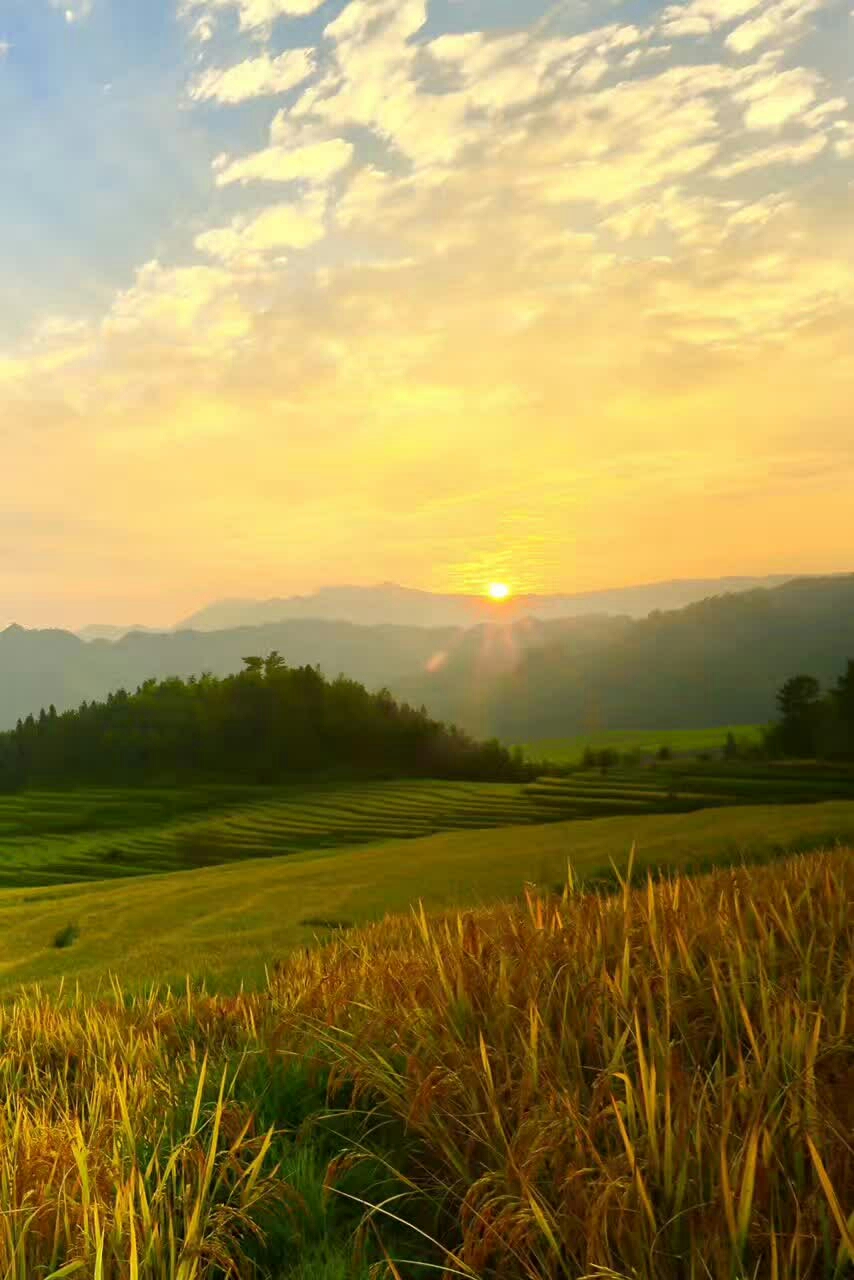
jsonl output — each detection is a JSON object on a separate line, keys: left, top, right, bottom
{"left": 767, "top": 659, "right": 854, "bottom": 759}
{"left": 0, "top": 657, "right": 525, "bottom": 790}
{"left": 520, "top": 725, "right": 763, "bottom": 765}
{"left": 464, "top": 574, "right": 854, "bottom": 740}
{"left": 52, "top": 923, "right": 79, "bottom": 949}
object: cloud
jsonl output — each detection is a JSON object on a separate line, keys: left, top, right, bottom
{"left": 4, "top": 0, "right": 852, "bottom": 617}
{"left": 735, "top": 67, "right": 820, "bottom": 128}
{"left": 103, "top": 262, "right": 249, "bottom": 350}
{"left": 0, "top": 41, "right": 10, "bottom": 58}
{"left": 832, "top": 119, "right": 854, "bottom": 157}
{"left": 189, "top": 50, "right": 315, "bottom": 104}
{"left": 713, "top": 130, "right": 828, "bottom": 175}
{"left": 623, "top": 44, "right": 673, "bottom": 67}
{"left": 659, "top": 0, "right": 763, "bottom": 38}
{"left": 726, "top": 0, "right": 825, "bottom": 53}
{"left": 180, "top": 0, "right": 327, "bottom": 39}
{"left": 214, "top": 138, "right": 354, "bottom": 186}
{"left": 195, "top": 193, "right": 328, "bottom": 265}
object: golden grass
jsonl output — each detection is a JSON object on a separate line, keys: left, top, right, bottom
{"left": 270, "top": 848, "right": 854, "bottom": 1279}
{"left": 0, "top": 848, "right": 850, "bottom": 1278}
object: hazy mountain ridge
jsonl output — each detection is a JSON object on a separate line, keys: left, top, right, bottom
{"left": 174, "top": 576, "right": 798, "bottom": 634}
{"left": 2, "top": 574, "right": 851, "bottom": 738}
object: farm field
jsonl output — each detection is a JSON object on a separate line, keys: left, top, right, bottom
{"left": 2, "top": 799, "right": 853, "bottom": 997}
{"left": 519, "top": 724, "right": 763, "bottom": 762}
{"left": 1, "top": 757, "right": 852, "bottom": 890}
{"left": 0, "top": 848, "right": 850, "bottom": 1279}
{"left": 0, "top": 778, "right": 582, "bottom": 887}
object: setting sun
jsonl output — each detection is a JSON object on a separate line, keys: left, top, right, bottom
{"left": 488, "top": 583, "right": 510, "bottom": 601}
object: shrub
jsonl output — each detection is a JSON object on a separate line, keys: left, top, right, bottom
{"left": 52, "top": 923, "right": 79, "bottom": 949}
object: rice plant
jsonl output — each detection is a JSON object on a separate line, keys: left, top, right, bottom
{"left": 271, "top": 848, "right": 854, "bottom": 1279}
{"left": 0, "top": 848, "right": 850, "bottom": 1278}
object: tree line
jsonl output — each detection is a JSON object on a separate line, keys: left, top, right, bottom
{"left": 0, "top": 654, "right": 527, "bottom": 789}
{"left": 766, "top": 660, "right": 854, "bottom": 759}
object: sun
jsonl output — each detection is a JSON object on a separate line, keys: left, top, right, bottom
{"left": 488, "top": 582, "right": 511, "bottom": 601}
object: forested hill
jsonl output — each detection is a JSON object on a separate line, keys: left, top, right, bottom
{"left": 468, "top": 574, "right": 854, "bottom": 739}
{"left": 0, "top": 614, "right": 621, "bottom": 732}
{"left": 0, "top": 658, "right": 521, "bottom": 788}
{"left": 1, "top": 574, "right": 852, "bottom": 739}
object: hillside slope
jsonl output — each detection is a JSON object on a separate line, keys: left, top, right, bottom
{"left": 404, "top": 574, "right": 854, "bottom": 736}
{"left": 1, "top": 574, "right": 852, "bottom": 736}
{"left": 2, "top": 800, "right": 852, "bottom": 995}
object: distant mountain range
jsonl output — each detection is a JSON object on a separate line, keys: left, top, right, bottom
{"left": 171, "top": 576, "right": 797, "bottom": 634}
{"left": 0, "top": 574, "right": 852, "bottom": 740}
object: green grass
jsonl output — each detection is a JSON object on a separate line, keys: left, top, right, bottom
{"left": 2, "top": 799, "right": 853, "bottom": 998}
{"left": 0, "top": 780, "right": 587, "bottom": 887}
{"left": 2, "top": 758, "right": 852, "bottom": 892}
{"left": 518, "top": 724, "right": 763, "bottom": 763}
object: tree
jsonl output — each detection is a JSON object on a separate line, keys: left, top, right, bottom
{"left": 723, "top": 732, "right": 738, "bottom": 760}
{"left": 263, "top": 651, "right": 286, "bottom": 679}
{"left": 776, "top": 674, "right": 822, "bottom": 756}
{"left": 832, "top": 659, "right": 854, "bottom": 746}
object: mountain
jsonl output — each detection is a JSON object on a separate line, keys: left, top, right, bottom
{"left": 176, "top": 576, "right": 797, "bottom": 632}
{"left": 2, "top": 574, "right": 852, "bottom": 740}
{"left": 77, "top": 624, "right": 157, "bottom": 642}
{"left": 427, "top": 574, "right": 854, "bottom": 740}
{"left": 0, "top": 612, "right": 623, "bottom": 733}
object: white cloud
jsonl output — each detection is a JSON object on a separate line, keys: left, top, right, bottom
{"left": 659, "top": 0, "right": 763, "bottom": 38}
{"left": 214, "top": 138, "right": 354, "bottom": 186}
{"left": 0, "top": 41, "right": 10, "bottom": 58}
{"left": 832, "top": 119, "right": 854, "bottom": 157}
{"left": 726, "top": 191, "right": 793, "bottom": 226}
{"left": 713, "top": 130, "right": 827, "bottom": 175}
{"left": 726, "top": 0, "right": 825, "bottom": 53}
{"left": 195, "top": 193, "right": 328, "bottom": 265}
{"left": 735, "top": 67, "right": 819, "bottom": 128}
{"left": 103, "top": 262, "right": 250, "bottom": 350}
{"left": 801, "top": 96, "right": 847, "bottom": 126}
{"left": 190, "top": 49, "right": 314, "bottom": 104}
{"left": 180, "top": 0, "right": 327, "bottom": 39}
{"left": 623, "top": 44, "right": 673, "bottom": 67}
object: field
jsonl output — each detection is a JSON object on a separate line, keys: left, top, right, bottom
{"left": 0, "top": 848, "right": 850, "bottom": 1279}
{"left": 519, "top": 724, "right": 764, "bottom": 762}
{"left": 0, "top": 768, "right": 851, "bottom": 1277}
{"left": 2, "top": 799, "right": 854, "bottom": 997}
{"left": 2, "top": 756, "right": 853, "bottom": 891}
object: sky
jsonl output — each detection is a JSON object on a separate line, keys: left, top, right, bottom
{"left": 0, "top": 0, "right": 852, "bottom": 628}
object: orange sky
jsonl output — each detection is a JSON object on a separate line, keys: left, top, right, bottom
{"left": 0, "top": 0, "right": 852, "bottom": 627}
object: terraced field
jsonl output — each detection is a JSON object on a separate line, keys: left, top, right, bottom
{"left": 2, "top": 761, "right": 854, "bottom": 890}
{"left": 0, "top": 780, "right": 584, "bottom": 887}
{"left": 3, "top": 799, "right": 854, "bottom": 998}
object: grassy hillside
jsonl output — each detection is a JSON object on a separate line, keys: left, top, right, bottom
{"left": 3, "top": 762, "right": 854, "bottom": 889}
{"left": 519, "top": 724, "right": 763, "bottom": 763}
{"left": 0, "top": 780, "right": 580, "bottom": 887}
{"left": 2, "top": 800, "right": 853, "bottom": 997}
{"left": 0, "top": 847, "right": 850, "bottom": 1279}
